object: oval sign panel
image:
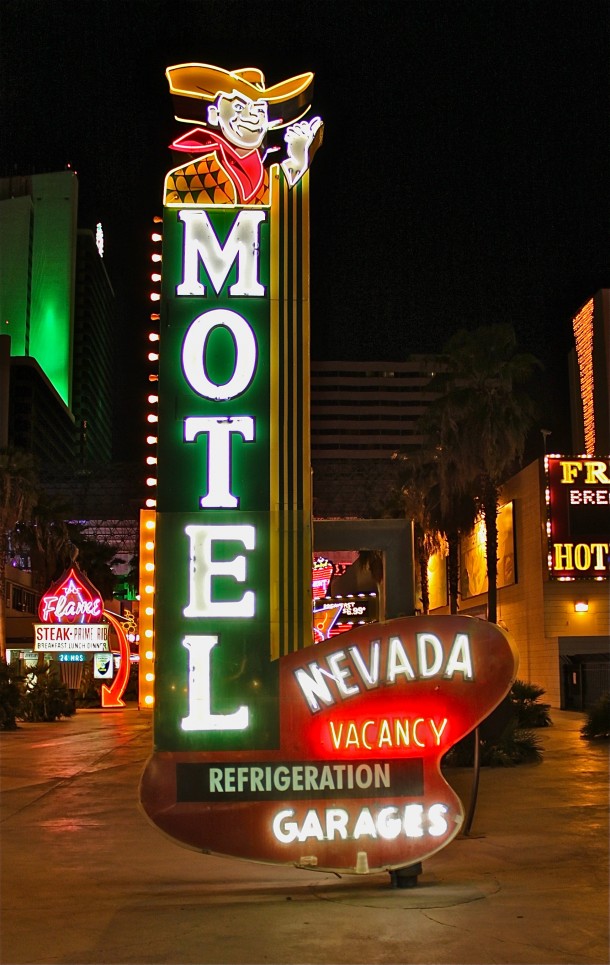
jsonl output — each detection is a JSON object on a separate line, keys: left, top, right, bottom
{"left": 140, "top": 614, "right": 518, "bottom": 874}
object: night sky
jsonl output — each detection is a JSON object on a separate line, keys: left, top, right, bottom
{"left": 2, "top": 0, "right": 610, "bottom": 460}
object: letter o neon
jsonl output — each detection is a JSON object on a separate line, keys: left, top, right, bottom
{"left": 182, "top": 308, "right": 257, "bottom": 400}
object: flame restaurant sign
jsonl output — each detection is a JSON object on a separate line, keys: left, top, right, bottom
{"left": 139, "top": 63, "right": 518, "bottom": 874}
{"left": 34, "top": 566, "right": 108, "bottom": 651}
{"left": 547, "top": 456, "right": 610, "bottom": 579}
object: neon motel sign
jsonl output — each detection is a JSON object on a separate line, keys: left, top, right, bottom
{"left": 139, "top": 63, "right": 519, "bottom": 874}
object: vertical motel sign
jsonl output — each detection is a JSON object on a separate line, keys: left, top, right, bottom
{"left": 141, "top": 63, "right": 518, "bottom": 875}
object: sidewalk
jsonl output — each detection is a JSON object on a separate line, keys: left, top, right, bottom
{"left": 1, "top": 706, "right": 607, "bottom": 965}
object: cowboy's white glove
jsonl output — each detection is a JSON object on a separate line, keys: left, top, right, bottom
{"left": 281, "top": 116, "right": 323, "bottom": 186}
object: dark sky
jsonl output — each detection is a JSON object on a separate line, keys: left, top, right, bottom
{"left": 2, "top": 0, "right": 610, "bottom": 459}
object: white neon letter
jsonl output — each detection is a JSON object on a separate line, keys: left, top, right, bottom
{"left": 294, "top": 663, "right": 336, "bottom": 712}
{"left": 273, "top": 810, "right": 299, "bottom": 844}
{"left": 417, "top": 633, "right": 444, "bottom": 677}
{"left": 181, "top": 635, "right": 249, "bottom": 731}
{"left": 403, "top": 804, "right": 424, "bottom": 838}
{"left": 348, "top": 641, "right": 380, "bottom": 688}
{"left": 377, "top": 807, "right": 402, "bottom": 840}
{"left": 327, "top": 650, "right": 360, "bottom": 697}
{"left": 444, "top": 633, "right": 474, "bottom": 680}
{"left": 184, "top": 416, "right": 254, "bottom": 508}
{"left": 184, "top": 524, "right": 255, "bottom": 618}
{"left": 182, "top": 309, "right": 257, "bottom": 401}
{"left": 326, "top": 808, "right": 349, "bottom": 840}
{"left": 387, "top": 636, "right": 416, "bottom": 682}
{"left": 353, "top": 807, "right": 377, "bottom": 840}
{"left": 428, "top": 803, "right": 449, "bottom": 837}
{"left": 177, "top": 209, "right": 266, "bottom": 296}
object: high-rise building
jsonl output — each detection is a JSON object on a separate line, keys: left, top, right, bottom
{"left": 0, "top": 170, "right": 115, "bottom": 465}
{"left": 0, "top": 171, "right": 78, "bottom": 408}
{"left": 0, "top": 171, "right": 138, "bottom": 654}
{"left": 73, "top": 228, "right": 115, "bottom": 464}
{"left": 310, "top": 358, "right": 438, "bottom": 517}
{"left": 3, "top": 349, "right": 76, "bottom": 464}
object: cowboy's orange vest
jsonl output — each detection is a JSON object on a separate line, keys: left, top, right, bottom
{"left": 164, "top": 153, "right": 270, "bottom": 206}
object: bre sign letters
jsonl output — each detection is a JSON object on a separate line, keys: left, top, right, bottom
{"left": 547, "top": 456, "right": 610, "bottom": 579}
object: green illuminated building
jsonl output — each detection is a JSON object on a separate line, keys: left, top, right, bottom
{"left": 0, "top": 170, "right": 115, "bottom": 465}
{"left": 0, "top": 171, "right": 77, "bottom": 407}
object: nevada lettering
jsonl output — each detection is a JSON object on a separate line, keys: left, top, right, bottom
{"left": 294, "top": 632, "right": 474, "bottom": 712}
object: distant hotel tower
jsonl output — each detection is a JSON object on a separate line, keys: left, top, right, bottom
{"left": 0, "top": 170, "right": 115, "bottom": 467}
{"left": 310, "top": 358, "right": 438, "bottom": 517}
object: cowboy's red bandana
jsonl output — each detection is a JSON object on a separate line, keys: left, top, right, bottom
{"left": 171, "top": 128, "right": 265, "bottom": 203}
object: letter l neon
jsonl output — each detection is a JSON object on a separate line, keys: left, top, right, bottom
{"left": 181, "top": 635, "right": 249, "bottom": 731}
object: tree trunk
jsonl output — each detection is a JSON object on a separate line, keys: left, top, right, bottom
{"left": 447, "top": 533, "right": 460, "bottom": 614}
{"left": 483, "top": 480, "right": 499, "bottom": 623}
{"left": 419, "top": 547, "right": 430, "bottom": 615}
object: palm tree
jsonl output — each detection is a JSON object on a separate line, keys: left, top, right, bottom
{"left": 392, "top": 454, "right": 443, "bottom": 614}
{"left": 14, "top": 494, "right": 74, "bottom": 594}
{"left": 394, "top": 440, "right": 478, "bottom": 615}
{"left": 438, "top": 489, "right": 480, "bottom": 614}
{"left": 0, "top": 449, "right": 39, "bottom": 661}
{"left": 69, "top": 528, "right": 120, "bottom": 600}
{"left": 425, "top": 323, "right": 540, "bottom": 623}
{"left": 414, "top": 325, "right": 539, "bottom": 837}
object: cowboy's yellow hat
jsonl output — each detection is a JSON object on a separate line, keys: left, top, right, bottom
{"left": 166, "top": 62, "right": 315, "bottom": 128}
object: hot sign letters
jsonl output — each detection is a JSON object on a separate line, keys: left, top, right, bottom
{"left": 546, "top": 456, "right": 610, "bottom": 579}
{"left": 139, "top": 63, "right": 518, "bottom": 875}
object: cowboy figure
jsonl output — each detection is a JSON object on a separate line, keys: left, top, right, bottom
{"left": 164, "top": 63, "right": 323, "bottom": 206}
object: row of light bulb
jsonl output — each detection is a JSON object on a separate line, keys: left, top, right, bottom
{"left": 139, "top": 510, "right": 156, "bottom": 707}
{"left": 139, "top": 218, "right": 162, "bottom": 708}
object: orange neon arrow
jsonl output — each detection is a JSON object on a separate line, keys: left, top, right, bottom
{"left": 101, "top": 610, "right": 131, "bottom": 708}
{"left": 312, "top": 602, "right": 343, "bottom": 643}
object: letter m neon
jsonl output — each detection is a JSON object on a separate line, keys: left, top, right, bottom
{"left": 176, "top": 210, "right": 266, "bottom": 297}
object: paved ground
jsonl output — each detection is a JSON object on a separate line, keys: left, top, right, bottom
{"left": 0, "top": 706, "right": 607, "bottom": 965}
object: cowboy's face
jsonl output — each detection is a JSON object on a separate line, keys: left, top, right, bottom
{"left": 208, "top": 91, "right": 269, "bottom": 151}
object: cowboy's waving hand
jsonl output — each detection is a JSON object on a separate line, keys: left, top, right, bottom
{"left": 281, "top": 116, "right": 324, "bottom": 186}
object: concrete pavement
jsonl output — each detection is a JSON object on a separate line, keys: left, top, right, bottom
{"left": 0, "top": 706, "right": 607, "bottom": 965}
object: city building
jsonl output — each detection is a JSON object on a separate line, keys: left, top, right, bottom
{"left": 0, "top": 170, "right": 115, "bottom": 465}
{"left": 2, "top": 171, "right": 607, "bottom": 711}
{"left": 0, "top": 170, "right": 139, "bottom": 655}
{"left": 311, "top": 358, "right": 438, "bottom": 517}
{"left": 1, "top": 343, "right": 76, "bottom": 464}
{"left": 311, "top": 294, "right": 609, "bottom": 710}
{"left": 72, "top": 226, "right": 115, "bottom": 464}
{"left": 422, "top": 293, "right": 610, "bottom": 710}
{"left": 0, "top": 171, "right": 78, "bottom": 409}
